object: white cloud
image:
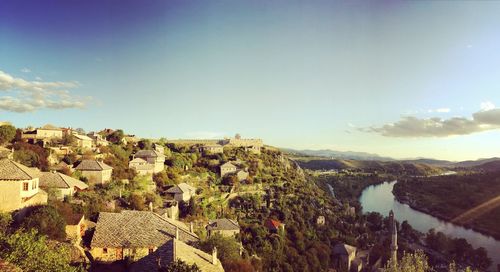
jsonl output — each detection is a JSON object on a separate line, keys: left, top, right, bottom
{"left": 35, "top": 76, "right": 43, "bottom": 80}
{"left": 0, "top": 70, "right": 89, "bottom": 112}
{"left": 480, "top": 101, "right": 495, "bottom": 111}
{"left": 362, "top": 104, "right": 500, "bottom": 137}
{"left": 427, "top": 108, "right": 451, "bottom": 113}
{"left": 21, "top": 68, "right": 31, "bottom": 73}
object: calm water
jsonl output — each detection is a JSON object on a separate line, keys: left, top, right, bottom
{"left": 359, "top": 181, "right": 500, "bottom": 270}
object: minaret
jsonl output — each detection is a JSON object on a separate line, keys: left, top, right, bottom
{"left": 389, "top": 210, "right": 398, "bottom": 265}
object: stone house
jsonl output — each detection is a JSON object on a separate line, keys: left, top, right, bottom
{"left": 64, "top": 213, "right": 85, "bottom": 244}
{"left": 90, "top": 210, "right": 201, "bottom": 269}
{"left": 0, "top": 159, "right": 48, "bottom": 213}
{"left": 22, "top": 124, "right": 69, "bottom": 144}
{"left": 166, "top": 183, "right": 196, "bottom": 202}
{"left": 201, "top": 144, "right": 224, "bottom": 154}
{"left": 157, "top": 200, "right": 179, "bottom": 220}
{"left": 133, "top": 148, "right": 165, "bottom": 173}
{"left": 220, "top": 162, "right": 237, "bottom": 177}
{"left": 332, "top": 243, "right": 358, "bottom": 272}
{"left": 206, "top": 219, "right": 240, "bottom": 238}
{"left": 74, "top": 160, "right": 113, "bottom": 185}
{"left": 236, "top": 170, "right": 249, "bottom": 182}
{"left": 39, "top": 171, "right": 88, "bottom": 200}
{"left": 74, "top": 134, "right": 93, "bottom": 150}
{"left": 129, "top": 158, "right": 155, "bottom": 176}
{"left": 87, "top": 132, "right": 109, "bottom": 147}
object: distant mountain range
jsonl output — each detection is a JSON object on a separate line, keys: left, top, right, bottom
{"left": 280, "top": 148, "right": 395, "bottom": 161}
{"left": 282, "top": 148, "right": 500, "bottom": 170}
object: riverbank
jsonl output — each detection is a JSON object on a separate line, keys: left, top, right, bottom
{"left": 393, "top": 175, "right": 500, "bottom": 240}
{"left": 360, "top": 181, "right": 499, "bottom": 271}
{"left": 394, "top": 192, "right": 500, "bottom": 240}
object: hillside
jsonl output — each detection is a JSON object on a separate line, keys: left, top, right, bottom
{"left": 292, "top": 157, "right": 443, "bottom": 176}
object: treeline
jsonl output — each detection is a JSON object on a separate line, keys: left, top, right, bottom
{"left": 393, "top": 173, "right": 500, "bottom": 239}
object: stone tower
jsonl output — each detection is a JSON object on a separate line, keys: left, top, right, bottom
{"left": 389, "top": 210, "right": 398, "bottom": 265}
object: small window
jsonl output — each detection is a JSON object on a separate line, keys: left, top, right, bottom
{"left": 103, "top": 248, "right": 108, "bottom": 254}
{"left": 23, "top": 182, "right": 29, "bottom": 191}
{"left": 149, "top": 248, "right": 154, "bottom": 254}
{"left": 32, "top": 181, "right": 36, "bottom": 189}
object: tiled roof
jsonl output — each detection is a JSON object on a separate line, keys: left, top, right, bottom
{"left": 166, "top": 239, "right": 224, "bottom": 272}
{"left": 130, "top": 239, "right": 224, "bottom": 272}
{"left": 333, "top": 243, "right": 356, "bottom": 256}
{"left": 130, "top": 158, "right": 147, "bottom": 163}
{"left": 90, "top": 210, "right": 198, "bottom": 248}
{"left": 39, "top": 172, "right": 88, "bottom": 190}
{"left": 166, "top": 183, "right": 196, "bottom": 194}
{"left": 40, "top": 124, "right": 62, "bottom": 130}
{"left": 0, "top": 158, "right": 40, "bottom": 180}
{"left": 135, "top": 150, "right": 164, "bottom": 158}
{"left": 220, "top": 162, "right": 236, "bottom": 169}
{"left": 206, "top": 219, "right": 239, "bottom": 231}
{"left": 75, "top": 160, "right": 113, "bottom": 171}
{"left": 63, "top": 213, "right": 84, "bottom": 225}
{"left": 264, "top": 219, "right": 283, "bottom": 230}
{"left": 74, "top": 134, "right": 93, "bottom": 141}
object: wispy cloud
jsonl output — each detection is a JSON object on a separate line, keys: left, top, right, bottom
{"left": 480, "top": 101, "right": 495, "bottom": 111}
{"left": 362, "top": 103, "right": 500, "bottom": 137}
{"left": 0, "top": 70, "right": 90, "bottom": 112}
{"left": 428, "top": 108, "right": 451, "bottom": 113}
{"left": 185, "top": 131, "right": 225, "bottom": 139}
{"left": 20, "top": 67, "right": 31, "bottom": 73}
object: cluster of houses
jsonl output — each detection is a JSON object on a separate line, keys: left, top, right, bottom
{"left": 1, "top": 125, "right": 316, "bottom": 271}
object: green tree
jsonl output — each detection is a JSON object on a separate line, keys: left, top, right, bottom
{"left": 129, "top": 192, "right": 146, "bottom": 210}
{"left": 199, "top": 234, "right": 241, "bottom": 263}
{"left": 383, "top": 250, "right": 432, "bottom": 272}
{"left": 138, "top": 139, "right": 152, "bottom": 150}
{"left": 0, "top": 229, "right": 80, "bottom": 272}
{"left": 0, "top": 125, "right": 16, "bottom": 144}
{"left": 22, "top": 206, "right": 66, "bottom": 241}
{"left": 107, "top": 129, "right": 124, "bottom": 144}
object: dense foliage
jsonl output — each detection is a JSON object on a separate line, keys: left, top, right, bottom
{"left": 394, "top": 172, "right": 500, "bottom": 239}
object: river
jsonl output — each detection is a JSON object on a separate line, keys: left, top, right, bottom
{"left": 359, "top": 181, "right": 500, "bottom": 270}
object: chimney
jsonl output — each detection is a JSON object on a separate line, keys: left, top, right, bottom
{"left": 172, "top": 238, "right": 177, "bottom": 262}
{"left": 175, "top": 226, "right": 179, "bottom": 240}
{"left": 190, "top": 222, "right": 194, "bottom": 233}
{"left": 119, "top": 189, "right": 122, "bottom": 198}
{"left": 149, "top": 202, "right": 153, "bottom": 212}
{"left": 212, "top": 247, "right": 218, "bottom": 265}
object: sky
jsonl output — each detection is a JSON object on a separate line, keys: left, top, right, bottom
{"left": 1, "top": 0, "right": 500, "bottom": 161}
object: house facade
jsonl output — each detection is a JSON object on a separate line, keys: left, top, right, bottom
{"left": 74, "top": 160, "right": 113, "bottom": 184}
{"left": 39, "top": 171, "right": 88, "bottom": 200}
{"left": 90, "top": 210, "right": 199, "bottom": 263}
{"left": 129, "top": 158, "right": 155, "bottom": 176}
{"left": 166, "top": 183, "right": 196, "bottom": 202}
{"left": 133, "top": 148, "right": 165, "bottom": 174}
{"left": 220, "top": 162, "right": 237, "bottom": 177}
{"left": 74, "top": 134, "right": 93, "bottom": 150}
{"left": 64, "top": 214, "right": 85, "bottom": 244}
{"left": 0, "top": 159, "right": 48, "bottom": 213}
{"left": 206, "top": 219, "right": 240, "bottom": 238}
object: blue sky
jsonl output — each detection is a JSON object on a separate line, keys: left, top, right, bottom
{"left": 1, "top": 0, "right": 500, "bottom": 160}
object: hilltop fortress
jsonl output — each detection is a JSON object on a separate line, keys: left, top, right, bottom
{"left": 167, "top": 134, "right": 263, "bottom": 154}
